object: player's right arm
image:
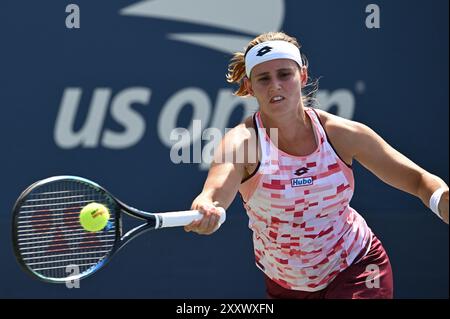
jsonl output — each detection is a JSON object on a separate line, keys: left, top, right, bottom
{"left": 185, "top": 118, "right": 256, "bottom": 235}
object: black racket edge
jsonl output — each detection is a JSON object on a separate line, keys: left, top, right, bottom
{"left": 11, "top": 175, "right": 160, "bottom": 283}
{"left": 11, "top": 178, "right": 45, "bottom": 281}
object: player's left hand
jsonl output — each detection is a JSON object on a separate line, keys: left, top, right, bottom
{"left": 439, "top": 189, "right": 449, "bottom": 224}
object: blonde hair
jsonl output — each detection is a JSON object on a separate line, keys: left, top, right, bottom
{"left": 226, "top": 31, "right": 317, "bottom": 106}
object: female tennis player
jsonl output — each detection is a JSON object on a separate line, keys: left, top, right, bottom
{"left": 185, "top": 32, "right": 449, "bottom": 299}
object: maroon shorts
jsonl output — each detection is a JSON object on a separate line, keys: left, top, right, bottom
{"left": 265, "top": 233, "right": 394, "bottom": 299}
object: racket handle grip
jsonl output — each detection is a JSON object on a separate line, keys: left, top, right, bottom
{"left": 156, "top": 207, "right": 226, "bottom": 229}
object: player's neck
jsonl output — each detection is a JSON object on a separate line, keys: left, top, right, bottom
{"left": 260, "top": 106, "right": 310, "bottom": 141}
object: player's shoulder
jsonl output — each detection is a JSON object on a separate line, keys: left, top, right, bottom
{"left": 222, "top": 114, "right": 257, "bottom": 143}
{"left": 313, "top": 108, "right": 366, "bottom": 138}
{"left": 215, "top": 115, "right": 258, "bottom": 166}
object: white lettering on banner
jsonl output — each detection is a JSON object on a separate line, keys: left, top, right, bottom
{"left": 55, "top": 88, "right": 111, "bottom": 148}
{"left": 54, "top": 87, "right": 150, "bottom": 149}
{"left": 54, "top": 87, "right": 355, "bottom": 169}
{"left": 317, "top": 90, "right": 355, "bottom": 119}
{"left": 157, "top": 87, "right": 212, "bottom": 149}
{"left": 157, "top": 88, "right": 257, "bottom": 169}
{"left": 103, "top": 88, "right": 149, "bottom": 149}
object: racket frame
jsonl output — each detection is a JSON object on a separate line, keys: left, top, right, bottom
{"left": 12, "top": 175, "right": 224, "bottom": 283}
{"left": 12, "top": 176, "right": 160, "bottom": 283}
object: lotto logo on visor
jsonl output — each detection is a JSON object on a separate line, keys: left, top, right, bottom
{"left": 245, "top": 40, "right": 303, "bottom": 78}
{"left": 256, "top": 46, "right": 273, "bottom": 56}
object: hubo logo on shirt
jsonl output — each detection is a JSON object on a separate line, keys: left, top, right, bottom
{"left": 292, "top": 167, "right": 313, "bottom": 187}
{"left": 291, "top": 177, "right": 313, "bottom": 187}
{"left": 54, "top": 0, "right": 357, "bottom": 170}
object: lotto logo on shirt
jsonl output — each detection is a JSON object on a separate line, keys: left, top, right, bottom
{"left": 291, "top": 177, "right": 313, "bottom": 187}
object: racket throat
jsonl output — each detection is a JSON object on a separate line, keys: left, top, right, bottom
{"left": 120, "top": 221, "right": 158, "bottom": 249}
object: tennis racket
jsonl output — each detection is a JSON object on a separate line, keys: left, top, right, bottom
{"left": 12, "top": 175, "right": 226, "bottom": 283}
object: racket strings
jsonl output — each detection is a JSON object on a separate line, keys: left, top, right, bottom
{"left": 15, "top": 180, "right": 118, "bottom": 280}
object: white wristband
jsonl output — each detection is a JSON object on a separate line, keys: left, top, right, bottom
{"left": 429, "top": 187, "right": 446, "bottom": 220}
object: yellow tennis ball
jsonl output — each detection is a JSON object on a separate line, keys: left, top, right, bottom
{"left": 79, "top": 202, "right": 110, "bottom": 232}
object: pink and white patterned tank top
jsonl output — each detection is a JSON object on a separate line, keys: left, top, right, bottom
{"left": 239, "top": 108, "right": 372, "bottom": 292}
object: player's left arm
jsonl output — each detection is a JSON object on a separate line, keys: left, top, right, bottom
{"left": 345, "top": 120, "right": 448, "bottom": 223}
{"left": 317, "top": 110, "right": 449, "bottom": 224}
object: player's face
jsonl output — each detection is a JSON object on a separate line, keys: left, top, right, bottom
{"left": 245, "top": 59, "right": 307, "bottom": 112}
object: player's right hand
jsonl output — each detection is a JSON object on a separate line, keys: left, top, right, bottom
{"left": 184, "top": 201, "right": 222, "bottom": 235}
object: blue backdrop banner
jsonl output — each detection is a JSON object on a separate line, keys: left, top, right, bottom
{"left": 0, "top": 0, "right": 448, "bottom": 298}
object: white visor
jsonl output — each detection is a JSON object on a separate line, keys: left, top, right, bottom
{"left": 245, "top": 40, "right": 303, "bottom": 78}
